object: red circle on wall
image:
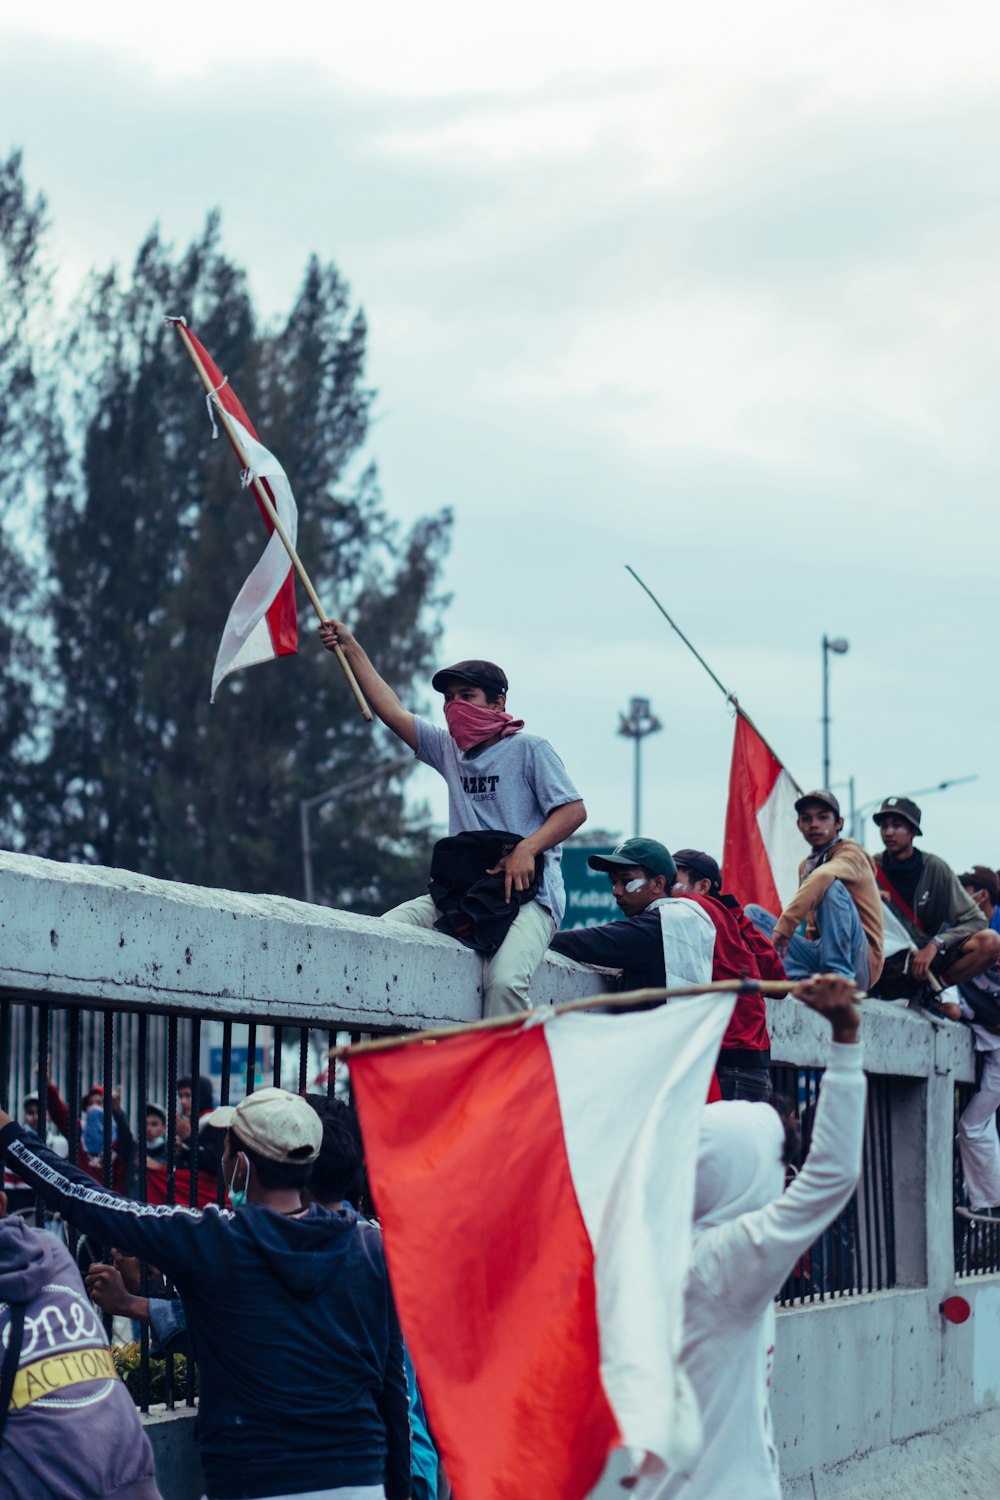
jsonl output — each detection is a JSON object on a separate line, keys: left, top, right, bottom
{"left": 941, "top": 1296, "right": 972, "bottom": 1325}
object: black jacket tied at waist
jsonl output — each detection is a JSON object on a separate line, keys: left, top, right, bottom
{"left": 428, "top": 830, "right": 543, "bottom": 955}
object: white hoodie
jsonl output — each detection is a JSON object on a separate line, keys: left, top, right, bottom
{"left": 637, "top": 1041, "right": 867, "bottom": 1500}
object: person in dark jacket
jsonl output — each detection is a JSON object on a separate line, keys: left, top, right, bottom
{"left": 0, "top": 1186, "right": 161, "bottom": 1500}
{"left": 0, "top": 1086, "right": 411, "bottom": 1500}
{"left": 549, "top": 838, "right": 784, "bottom": 1099}
{"left": 872, "top": 797, "right": 1000, "bottom": 998}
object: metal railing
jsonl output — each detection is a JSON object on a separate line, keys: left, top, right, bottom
{"left": 3, "top": 995, "right": 910, "bottom": 1406}
{"left": 772, "top": 1064, "right": 897, "bottom": 1306}
{"left": 0, "top": 997, "right": 377, "bottom": 1412}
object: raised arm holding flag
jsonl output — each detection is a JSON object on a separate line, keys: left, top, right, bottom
{"left": 167, "top": 317, "right": 371, "bottom": 718}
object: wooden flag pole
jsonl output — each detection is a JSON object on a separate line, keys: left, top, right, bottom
{"left": 169, "top": 318, "right": 373, "bottom": 722}
{"left": 326, "top": 977, "right": 842, "bottom": 1062}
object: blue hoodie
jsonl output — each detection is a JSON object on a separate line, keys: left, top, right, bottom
{"left": 0, "top": 1213, "right": 161, "bottom": 1500}
{"left": 1, "top": 1123, "right": 411, "bottom": 1500}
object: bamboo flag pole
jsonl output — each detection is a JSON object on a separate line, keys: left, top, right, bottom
{"left": 326, "top": 977, "right": 839, "bottom": 1062}
{"left": 625, "top": 564, "right": 801, "bottom": 792}
{"left": 168, "top": 317, "right": 373, "bottom": 722}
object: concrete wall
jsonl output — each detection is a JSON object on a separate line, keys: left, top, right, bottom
{"left": 2, "top": 851, "right": 997, "bottom": 1500}
{"left": 0, "top": 850, "right": 606, "bottom": 1027}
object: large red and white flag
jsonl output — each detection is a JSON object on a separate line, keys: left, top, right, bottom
{"left": 179, "top": 327, "right": 299, "bottom": 699}
{"left": 722, "top": 712, "right": 801, "bottom": 914}
{"left": 351, "top": 992, "right": 736, "bottom": 1500}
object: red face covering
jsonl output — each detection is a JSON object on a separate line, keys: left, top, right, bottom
{"left": 444, "top": 699, "right": 525, "bottom": 752}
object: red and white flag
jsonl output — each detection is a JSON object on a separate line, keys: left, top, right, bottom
{"left": 350, "top": 992, "right": 735, "bottom": 1500}
{"left": 180, "top": 328, "right": 299, "bottom": 699}
{"left": 722, "top": 712, "right": 801, "bottom": 914}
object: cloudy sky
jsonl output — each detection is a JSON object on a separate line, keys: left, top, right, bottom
{"left": 3, "top": 2, "right": 999, "bottom": 871}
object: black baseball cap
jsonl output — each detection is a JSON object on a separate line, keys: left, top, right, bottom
{"left": 794, "top": 789, "right": 841, "bottom": 817}
{"left": 588, "top": 839, "right": 677, "bottom": 885}
{"left": 431, "top": 660, "right": 508, "bottom": 698}
{"left": 672, "top": 848, "right": 722, "bottom": 892}
{"left": 872, "top": 796, "right": 922, "bottom": 835}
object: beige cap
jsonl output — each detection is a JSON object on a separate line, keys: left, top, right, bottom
{"left": 202, "top": 1087, "right": 321, "bottom": 1164}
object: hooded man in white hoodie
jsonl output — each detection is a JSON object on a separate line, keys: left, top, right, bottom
{"left": 637, "top": 974, "right": 865, "bottom": 1500}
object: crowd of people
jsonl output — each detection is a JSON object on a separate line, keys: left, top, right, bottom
{"left": 322, "top": 623, "right": 1000, "bottom": 1225}
{"left": 0, "top": 630, "right": 996, "bottom": 1500}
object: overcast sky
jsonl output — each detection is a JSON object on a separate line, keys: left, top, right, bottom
{"left": 3, "top": 3, "right": 999, "bottom": 872}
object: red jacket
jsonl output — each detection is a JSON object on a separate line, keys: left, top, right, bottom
{"left": 678, "top": 893, "right": 781, "bottom": 1053}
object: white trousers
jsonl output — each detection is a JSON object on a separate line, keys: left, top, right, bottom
{"left": 383, "top": 895, "right": 555, "bottom": 1017}
{"left": 959, "top": 1049, "right": 1000, "bottom": 1211}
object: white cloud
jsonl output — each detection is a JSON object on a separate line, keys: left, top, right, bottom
{"left": 3, "top": 9, "right": 1000, "bottom": 871}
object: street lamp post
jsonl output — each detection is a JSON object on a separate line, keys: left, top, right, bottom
{"left": 617, "top": 696, "right": 662, "bottom": 838}
{"left": 821, "top": 635, "right": 849, "bottom": 789}
{"left": 300, "top": 755, "right": 414, "bottom": 904}
{"left": 852, "top": 775, "right": 978, "bottom": 850}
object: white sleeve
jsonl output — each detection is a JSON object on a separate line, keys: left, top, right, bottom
{"left": 695, "top": 1043, "right": 867, "bottom": 1315}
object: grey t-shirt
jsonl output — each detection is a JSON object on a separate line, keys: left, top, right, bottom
{"left": 414, "top": 718, "right": 581, "bottom": 926}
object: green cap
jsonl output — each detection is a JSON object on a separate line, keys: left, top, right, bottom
{"left": 588, "top": 839, "right": 677, "bottom": 885}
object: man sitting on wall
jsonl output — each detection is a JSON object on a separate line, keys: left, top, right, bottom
{"left": 871, "top": 798, "right": 1000, "bottom": 1001}
{"left": 549, "top": 838, "right": 781, "bottom": 1100}
{"left": 319, "top": 620, "right": 585, "bottom": 1017}
{"left": 959, "top": 866, "right": 1000, "bottom": 937}
{"left": 745, "top": 790, "right": 883, "bottom": 989}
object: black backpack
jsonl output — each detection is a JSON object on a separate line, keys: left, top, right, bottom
{"left": 428, "top": 829, "right": 543, "bottom": 955}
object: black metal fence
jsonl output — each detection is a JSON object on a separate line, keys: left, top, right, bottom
{"left": 953, "top": 1078, "right": 1000, "bottom": 1278}
{"left": 2, "top": 995, "right": 906, "bottom": 1407}
{"left": 0, "top": 996, "right": 370, "bottom": 1412}
{"left": 771, "top": 1063, "right": 897, "bottom": 1306}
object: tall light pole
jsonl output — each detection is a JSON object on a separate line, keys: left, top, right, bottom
{"left": 617, "top": 696, "right": 662, "bottom": 838}
{"left": 821, "top": 635, "right": 849, "bottom": 789}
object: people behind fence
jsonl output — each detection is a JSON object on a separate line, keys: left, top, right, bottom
{"left": 21, "top": 1093, "right": 68, "bottom": 1159}
{"left": 0, "top": 1183, "right": 163, "bottom": 1500}
{"left": 870, "top": 798, "right": 1000, "bottom": 1001}
{"left": 144, "top": 1102, "right": 169, "bottom": 1164}
{"left": 319, "top": 622, "right": 586, "bottom": 1017}
{"left": 549, "top": 838, "right": 781, "bottom": 1100}
{"left": 744, "top": 790, "right": 883, "bottom": 989}
{"left": 0, "top": 1086, "right": 413, "bottom": 1500}
{"left": 42, "top": 1082, "right": 133, "bottom": 1193}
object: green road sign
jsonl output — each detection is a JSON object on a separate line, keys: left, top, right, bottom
{"left": 560, "top": 845, "right": 617, "bottom": 931}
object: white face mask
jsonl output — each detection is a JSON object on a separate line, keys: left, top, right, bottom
{"left": 147, "top": 1135, "right": 166, "bottom": 1150}
{"left": 227, "top": 1151, "right": 251, "bottom": 1209}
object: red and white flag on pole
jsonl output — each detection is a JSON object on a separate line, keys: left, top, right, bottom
{"left": 180, "top": 328, "right": 299, "bottom": 699}
{"left": 722, "top": 712, "right": 801, "bottom": 914}
{"left": 350, "top": 992, "right": 735, "bottom": 1500}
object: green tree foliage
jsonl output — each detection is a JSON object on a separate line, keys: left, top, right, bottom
{"left": 0, "top": 151, "right": 51, "bottom": 832}
{"left": 26, "top": 214, "right": 451, "bottom": 910}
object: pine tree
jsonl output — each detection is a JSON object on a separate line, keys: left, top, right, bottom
{"left": 0, "top": 151, "right": 52, "bottom": 840}
{"left": 28, "top": 215, "right": 451, "bottom": 910}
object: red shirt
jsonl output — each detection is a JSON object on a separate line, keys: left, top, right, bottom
{"left": 677, "top": 892, "right": 780, "bottom": 1052}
